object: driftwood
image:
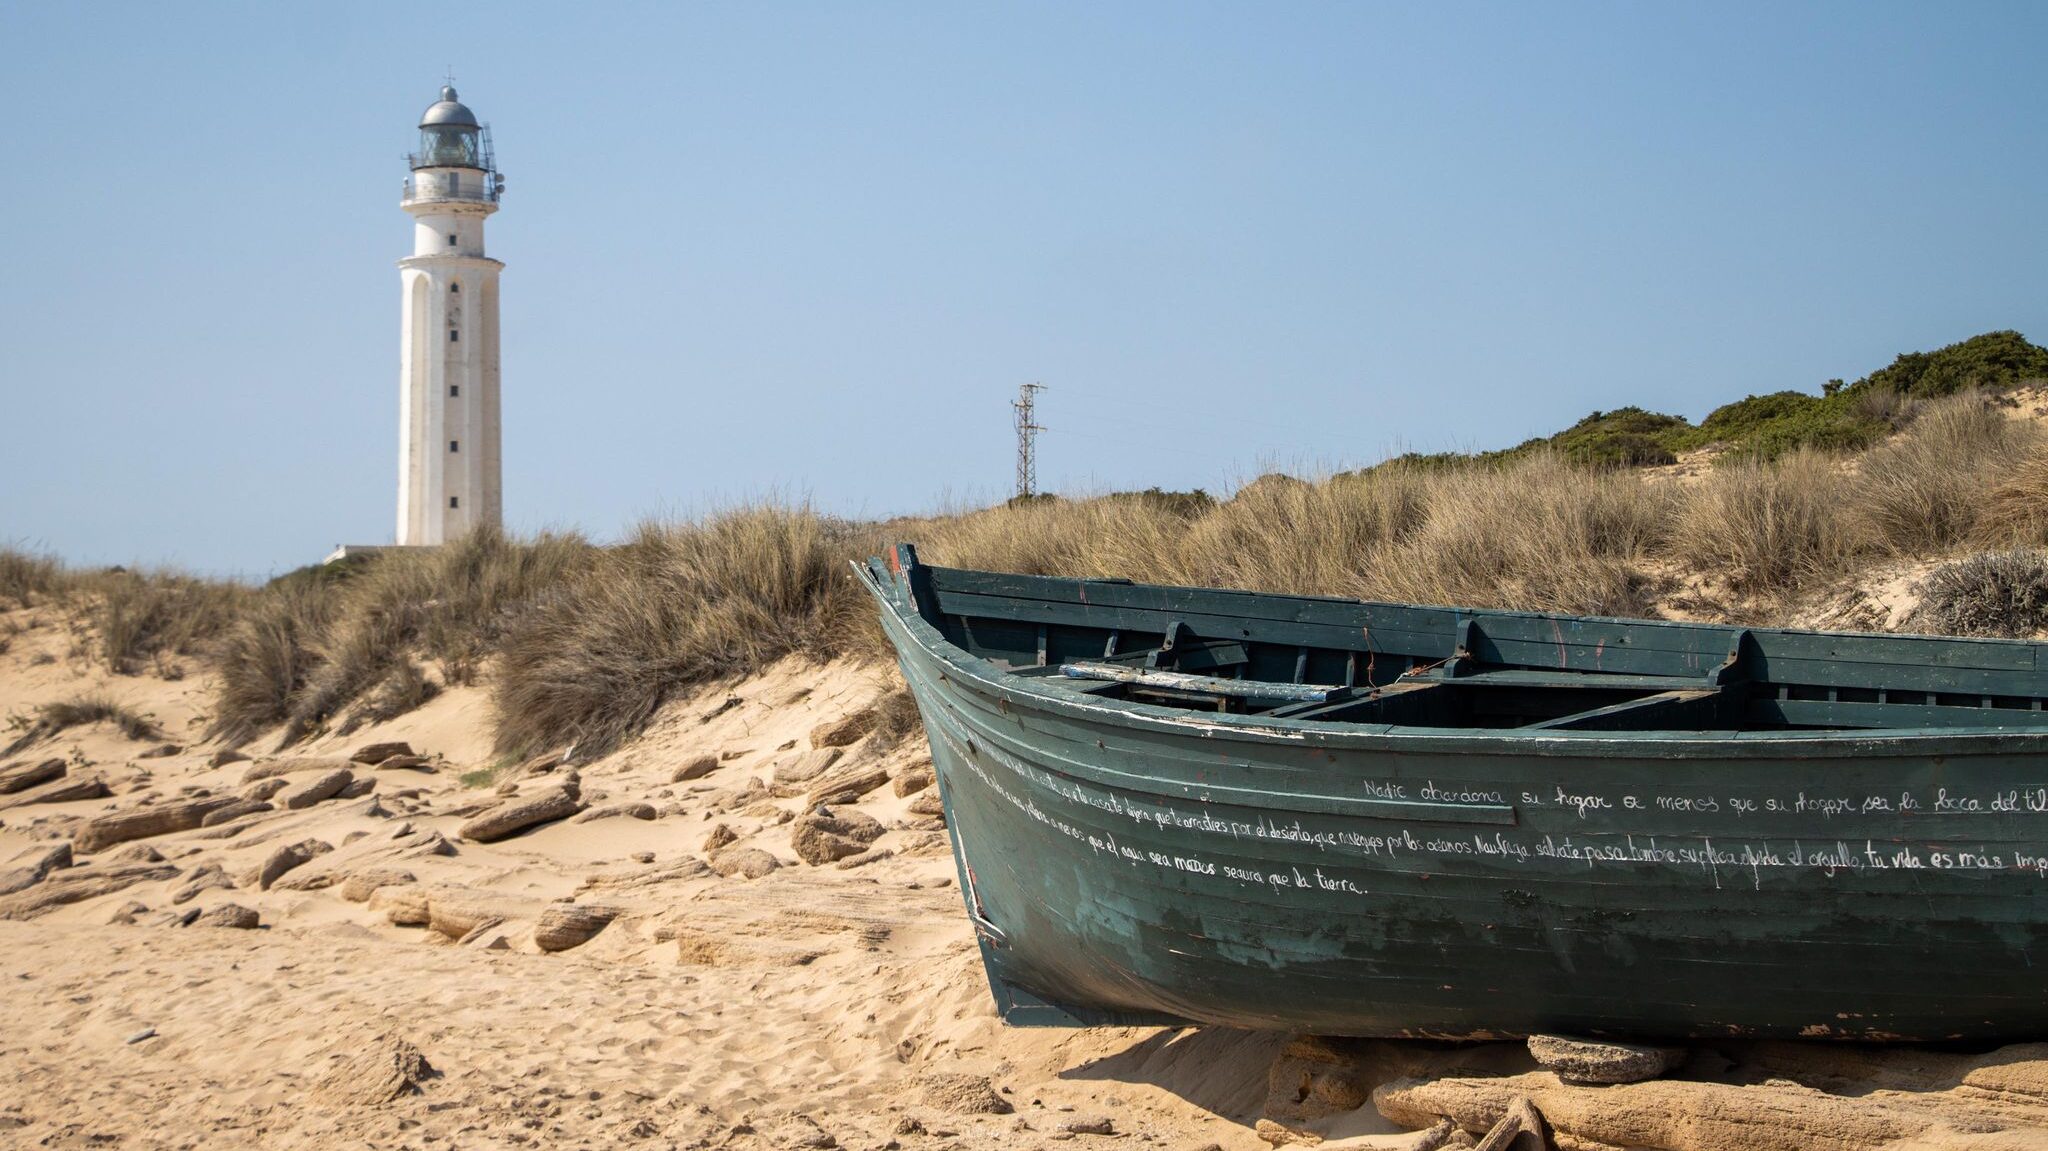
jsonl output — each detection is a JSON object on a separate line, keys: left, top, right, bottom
{"left": 252, "top": 839, "right": 332, "bottom": 890}
{"left": 534, "top": 902, "right": 621, "bottom": 951}
{"left": 0, "top": 862, "right": 180, "bottom": 919}
{"left": 1527, "top": 1035, "right": 1681, "bottom": 1085}
{"left": 808, "top": 708, "right": 878, "bottom": 749}
{"left": 707, "top": 847, "right": 779, "bottom": 879}
{"left": 1373, "top": 1072, "right": 1934, "bottom": 1151}
{"left": 170, "top": 863, "right": 235, "bottom": 905}
{"left": 319, "top": 1035, "right": 433, "bottom": 1106}
{"left": 195, "top": 903, "right": 260, "bottom": 929}
{"left": 199, "top": 798, "right": 273, "bottom": 827}
{"left": 570, "top": 801, "right": 656, "bottom": 824}
{"left": 74, "top": 797, "right": 239, "bottom": 854}
{"left": 243, "top": 777, "right": 290, "bottom": 802}
{"left": 573, "top": 858, "right": 711, "bottom": 895}
{"left": 769, "top": 748, "right": 842, "bottom": 787}
{"left": 279, "top": 768, "right": 354, "bottom": 810}
{"left": 806, "top": 765, "right": 891, "bottom": 805}
{"left": 892, "top": 763, "right": 934, "bottom": 797}
{"left": 425, "top": 887, "right": 538, "bottom": 939}
{"left": 0, "top": 758, "right": 65, "bottom": 794}
{"left": 338, "top": 867, "right": 417, "bottom": 903}
{"left": 834, "top": 847, "right": 894, "bottom": 871}
{"left": 0, "top": 843, "right": 73, "bottom": 896}
{"left": 459, "top": 786, "right": 582, "bottom": 843}
{"left": 370, "top": 885, "right": 430, "bottom": 926}
{"left": 349, "top": 742, "right": 414, "bottom": 765}
{"left": 240, "top": 757, "right": 354, "bottom": 785}
{"left": 0, "top": 774, "right": 110, "bottom": 810}
{"left": 1472, "top": 1097, "right": 1548, "bottom": 1151}
{"left": 671, "top": 755, "right": 717, "bottom": 783}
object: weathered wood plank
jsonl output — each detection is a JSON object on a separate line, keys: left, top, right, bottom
{"left": 1748, "top": 698, "right": 2048, "bottom": 730}
{"left": 1523, "top": 688, "right": 1729, "bottom": 732}
{"left": 1060, "top": 662, "right": 1338, "bottom": 703}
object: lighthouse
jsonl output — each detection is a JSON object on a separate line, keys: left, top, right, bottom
{"left": 396, "top": 85, "right": 504, "bottom": 546}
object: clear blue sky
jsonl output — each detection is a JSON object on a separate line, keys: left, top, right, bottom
{"left": 3, "top": 3, "right": 2043, "bottom": 576}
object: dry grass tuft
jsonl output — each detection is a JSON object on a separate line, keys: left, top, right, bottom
{"left": 867, "top": 688, "right": 926, "bottom": 752}
{"left": 1667, "top": 450, "right": 1862, "bottom": 594}
{"left": 0, "top": 546, "right": 66, "bottom": 608}
{"left": 1972, "top": 442, "right": 2048, "bottom": 548}
{"left": 1855, "top": 392, "right": 2037, "bottom": 554}
{"left": 84, "top": 568, "right": 250, "bottom": 674}
{"left": 1367, "top": 454, "right": 1672, "bottom": 616}
{"left": 0, "top": 549, "right": 245, "bottom": 671}
{"left": 207, "top": 530, "right": 593, "bottom": 749}
{"left": 491, "top": 506, "right": 871, "bottom": 760}
{"left": 276, "top": 529, "right": 592, "bottom": 746}
{"left": 1910, "top": 550, "right": 2048, "bottom": 638}
{"left": 208, "top": 580, "right": 340, "bottom": 747}
{"left": 1175, "top": 467, "right": 1431, "bottom": 596}
{"left": 3, "top": 693, "right": 159, "bottom": 755}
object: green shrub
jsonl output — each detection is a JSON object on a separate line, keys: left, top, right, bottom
{"left": 1856, "top": 330, "right": 2048, "bottom": 399}
{"left": 1548, "top": 408, "right": 1687, "bottom": 467}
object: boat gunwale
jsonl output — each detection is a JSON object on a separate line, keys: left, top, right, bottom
{"left": 860, "top": 555, "right": 2048, "bottom": 757}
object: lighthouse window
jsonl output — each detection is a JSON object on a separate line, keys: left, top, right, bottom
{"left": 447, "top": 233, "right": 457, "bottom": 246}
{"left": 450, "top": 440, "right": 460, "bottom": 452}
{"left": 449, "top": 385, "right": 460, "bottom": 397}
{"left": 449, "top": 283, "right": 459, "bottom": 294}
{"left": 449, "top": 496, "right": 459, "bottom": 509}
{"left": 449, "top": 329, "right": 459, "bottom": 342}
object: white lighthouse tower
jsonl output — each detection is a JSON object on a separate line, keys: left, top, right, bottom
{"left": 396, "top": 85, "right": 505, "bottom": 546}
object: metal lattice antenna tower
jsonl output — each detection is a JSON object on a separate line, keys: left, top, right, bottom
{"left": 1013, "top": 382, "right": 1046, "bottom": 500}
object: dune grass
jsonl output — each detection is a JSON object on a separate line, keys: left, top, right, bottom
{"left": 207, "top": 528, "right": 594, "bottom": 748}
{"left": 1854, "top": 393, "right": 2039, "bottom": 555}
{"left": 490, "top": 506, "right": 872, "bottom": 760}
{"left": 2, "top": 693, "right": 160, "bottom": 756}
{"left": 0, "top": 547, "right": 65, "bottom": 609}
{"left": 8, "top": 417, "right": 2041, "bottom": 760}
{"left": 9, "top": 342, "right": 2046, "bottom": 760}
{"left": 0, "top": 548, "right": 249, "bottom": 673}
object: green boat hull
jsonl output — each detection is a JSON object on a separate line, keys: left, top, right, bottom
{"left": 863, "top": 548, "right": 2048, "bottom": 1041}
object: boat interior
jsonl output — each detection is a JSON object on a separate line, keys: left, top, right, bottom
{"left": 881, "top": 548, "right": 2048, "bottom": 734}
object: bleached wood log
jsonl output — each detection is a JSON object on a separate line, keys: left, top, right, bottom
{"left": 74, "top": 797, "right": 239, "bottom": 854}
{"left": 0, "top": 863, "right": 180, "bottom": 919}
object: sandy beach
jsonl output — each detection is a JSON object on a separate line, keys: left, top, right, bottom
{"left": 7, "top": 596, "right": 2048, "bottom": 1151}
{"left": 0, "top": 621, "right": 1289, "bottom": 1149}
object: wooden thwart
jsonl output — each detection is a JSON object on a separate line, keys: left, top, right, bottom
{"left": 1060, "top": 661, "right": 1337, "bottom": 703}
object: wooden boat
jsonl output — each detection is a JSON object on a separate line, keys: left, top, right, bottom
{"left": 858, "top": 545, "right": 2048, "bottom": 1041}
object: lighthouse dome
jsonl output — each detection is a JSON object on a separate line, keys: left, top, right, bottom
{"left": 421, "top": 86, "right": 479, "bottom": 128}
